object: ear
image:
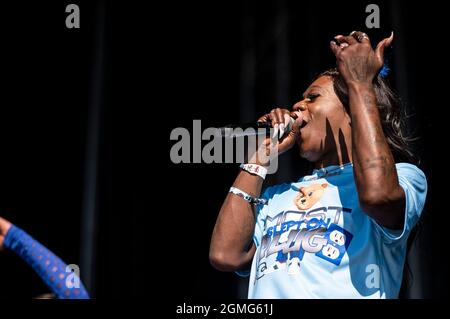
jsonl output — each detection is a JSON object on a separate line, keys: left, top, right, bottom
{"left": 321, "top": 183, "right": 328, "bottom": 188}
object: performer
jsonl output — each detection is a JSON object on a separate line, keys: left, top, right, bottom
{"left": 209, "top": 31, "right": 427, "bottom": 298}
{"left": 0, "top": 216, "right": 89, "bottom": 299}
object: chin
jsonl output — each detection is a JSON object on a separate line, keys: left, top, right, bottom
{"left": 298, "top": 138, "right": 323, "bottom": 162}
{"left": 299, "top": 148, "right": 312, "bottom": 161}
{"left": 298, "top": 146, "right": 321, "bottom": 163}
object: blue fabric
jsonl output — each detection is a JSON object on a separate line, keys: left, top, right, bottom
{"left": 239, "top": 162, "right": 427, "bottom": 299}
{"left": 4, "top": 225, "right": 89, "bottom": 299}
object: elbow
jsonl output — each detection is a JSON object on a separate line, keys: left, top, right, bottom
{"left": 358, "top": 187, "right": 405, "bottom": 228}
{"left": 209, "top": 251, "right": 240, "bottom": 272}
{"left": 359, "top": 192, "right": 389, "bottom": 212}
{"left": 359, "top": 187, "right": 403, "bottom": 210}
{"left": 209, "top": 244, "right": 249, "bottom": 272}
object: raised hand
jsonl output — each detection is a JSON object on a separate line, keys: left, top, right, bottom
{"left": 0, "top": 217, "right": 12, "bottom": 251}
{"left": 330, "top": 31, "right": 394, "bottom": 85}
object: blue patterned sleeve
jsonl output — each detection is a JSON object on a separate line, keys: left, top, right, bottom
{"left": 3, "top": 224, "right": 90, "bottom": 299}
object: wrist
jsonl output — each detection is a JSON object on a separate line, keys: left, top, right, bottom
{"left": 246, "top": 160, "right": 269, "bottom": 168}
{"left": 229, "top": 187, "right": 268, "bottom": 205}
{"left": 240, "top": 163, "right": 267, "bottom": 180}
{"left": 346, "top": 81, "right": 374, "bottom": 92}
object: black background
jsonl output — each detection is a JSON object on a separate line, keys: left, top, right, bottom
{"left": 0, "top": 0, "right": 447, "bottom": 304}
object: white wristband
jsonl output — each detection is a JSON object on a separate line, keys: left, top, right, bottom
{"left": 240, "top": 163, "right": 267, "bottom": 179}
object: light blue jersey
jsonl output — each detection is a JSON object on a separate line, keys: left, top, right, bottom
{"left": 239, "top": 162, "right": 427, "bottom": 299}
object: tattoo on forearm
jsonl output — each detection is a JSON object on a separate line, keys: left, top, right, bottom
{"left": 364, "top": 155, "right": 388, "bottom": 167}
{"left": 358, "top": 155, "right": 394, "bottom": 177}
{"left": 351, "top": 87, "right": 398, "bottom": 187}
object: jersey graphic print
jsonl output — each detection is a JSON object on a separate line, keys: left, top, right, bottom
{"left": 255, "top": 182, "right": 353, "bottom": 280}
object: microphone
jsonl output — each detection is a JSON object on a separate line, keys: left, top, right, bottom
{"left": 217, "top": 117, "right": 295, "bottom": 138}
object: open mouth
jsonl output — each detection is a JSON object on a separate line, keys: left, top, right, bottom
{"left": 300, "top": 120, "right": 308, "bottom": 129}
{"left": 299, "top": 118, "right": 310, "bottom": 133}
{"left": 291, "top": 111, "right": 309, "bottom": 132}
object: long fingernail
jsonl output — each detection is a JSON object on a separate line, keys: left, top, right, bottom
{"left": 272, "top": 124, "right": 279, "bottom": 139}
{"left": 279, "top": 124, "right": 285, "bottom": 138}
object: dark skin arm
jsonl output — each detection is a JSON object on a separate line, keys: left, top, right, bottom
{"left": 210, "top": 110, "right": 302, "bottom": 271}
{"left": 209, "top": 171, "right": 261, "bottom": 271}
{"left": 331, "top": 31, "right": 405, "bottom": 229}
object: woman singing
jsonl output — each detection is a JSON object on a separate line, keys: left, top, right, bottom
{"left": 209, "top": 31, "right": 427, "bottom": 298}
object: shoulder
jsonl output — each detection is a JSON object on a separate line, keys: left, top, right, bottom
{"left": 395, "top": 162, "right": 425, "bottom": 176}
{"left": 395, "top": 162, "right": 428, "bottom": 212}
{"left": 395, "top": 163, "right": 427, "bottom": 189}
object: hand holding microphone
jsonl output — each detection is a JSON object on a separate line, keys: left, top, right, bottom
{"left": 257, "top": 107, "right": 303, "bottom": 155}
{"left": 218, "top": 108, "right": 302, "bottom": 138}
{"left": 217, "top": 107, "right": 303, "bottom": 159}
{"left": 257, "top": 109, "right": 299, "bottom": 139}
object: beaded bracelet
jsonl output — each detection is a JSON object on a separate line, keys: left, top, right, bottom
{"left": 229, "top": 186, "right": 268, "bottom": 205}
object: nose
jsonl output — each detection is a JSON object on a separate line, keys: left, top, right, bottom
{"left": 293, "top": 99, "right": 308, "bottom": 112}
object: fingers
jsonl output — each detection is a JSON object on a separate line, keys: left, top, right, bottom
{"left": 268, "top": 109, "right": 280, "bottom": 138}
{"left": 330, "top": 40, "right": 349, "bottom": 57}
{"left": 331, "top": 31, "right": 373, "bottom": 56}
{"left": 375, "top": 31, "right": 394, "bottom": 61}
{"left": 335, "top": 35, "right": 358, "bottom": 46}
{"left": 268, "top": 108, "right": 291, "bottom": 139}
{"left": 350, "top": 31, "right": 371, "bottom": 45}
{"left": 283, "top": 113, "right": 292, "bottom": 130}
{"left": 330, "top": 40, "right": 340, "bottom": 56}
{"left": 277, "top": 130, "right": 296, "bottom": 151}
{"left": 278, "top": 115, "right": 299, "bottom": 152}
{"left": 257, "top": 114, "right": 270, "bottom": 123}
{"left": 290, "top": 111, "right": 303, "bottom": 132}
{"left": 255, "top": 108, "right": 298, "bottom": 157}
{"left": 330, "top": 34, "right": 358, "bottom": 57}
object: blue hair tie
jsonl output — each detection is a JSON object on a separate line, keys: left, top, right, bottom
{"left": 379, "top": 62, "right": 390, "bottom": 78}
{"left": 379, "top": 52, "right": 391, "bottom": 78}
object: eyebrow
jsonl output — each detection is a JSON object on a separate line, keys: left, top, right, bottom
{"left": 302, "top": 85, "right": 325, "bottom": 98}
